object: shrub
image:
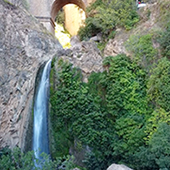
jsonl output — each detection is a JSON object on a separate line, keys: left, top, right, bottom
{"left": 78, "top": 0, "right": 139, "bottom": 40}
{"left": 0, "top": 147, "right": 76, "bottom": 170}
{"left": 55, "top": 10, "right": 65, "bottom": 25}
{"left": 157, "top": 26, "right": 170, "bottom": 58}
{"left": 147, "top": 57, "right": 170, "bottom": 111}
{"left": 125, "top": 34, "right": 158, "bottom": 69}
{"left": 149, "top": 123, "right": 170, "bottom": 169}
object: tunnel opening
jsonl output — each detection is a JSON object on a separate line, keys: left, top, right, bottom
{"left": 51, "top": 0, "right": 86, "bottom": 48}
{"left": 51, "top": 0, "right": 86, "bottom": 23}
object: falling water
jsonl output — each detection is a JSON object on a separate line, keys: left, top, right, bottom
{"left": 33, "top": 59, "right": 51, "bottom": 161}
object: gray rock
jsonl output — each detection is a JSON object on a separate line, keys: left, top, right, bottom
{"left": 90, "top": 33, "right": 102, "bottom": 42}
{"left": 60, "top": 40, "right": 103, "bottom": 83}
{"left": 71, "top": 168, "right": 81, "bottom": 170}
{"left": 107, "top": 164, "right": 133, "bottom": 170}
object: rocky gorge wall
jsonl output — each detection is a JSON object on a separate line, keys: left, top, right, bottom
{"left": 0, "top": 0, "right": 104, "bottom": 151}
{"left": 0, "top": 0, "right": 62, "bottom": 151}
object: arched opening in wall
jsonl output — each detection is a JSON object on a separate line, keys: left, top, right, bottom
{"left": 51, "top": 0, "right": 86, "bottom": 48}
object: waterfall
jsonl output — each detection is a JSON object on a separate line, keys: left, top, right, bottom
{"left": 33, "top": 59, "right": 51, "bottom": 161}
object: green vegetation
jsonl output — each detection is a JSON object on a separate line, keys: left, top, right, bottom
{"left": 125, "top": 34, "right": 158, "bottom": 69}
{"left": 48, "top": 19, "right": 170, "bottom": 169}
{"left": 0, "top": 147, "right": 76, "bottom": 170}
{"left": 157, "top": 26, "right": 170, "bottom": 58}
{"left": 21, "top": 0, "right": 29, "bottom": 10}
{"left": 3, "top": 0, "right": 13, "bottom": 5}
{"left": 147, "top": 57, "right": 170, "bottom": 111}
{"left": 55, "top": 10, "right": 65, "bottom": 25}
{"left": 49, "top": 55, "right": 147, "bottom": 169}
{"left": 78, "top": 0, "right": 139, "bottom": 41}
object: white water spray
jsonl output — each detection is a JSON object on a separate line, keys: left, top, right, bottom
{"left": 33, "top": 59, "right": 51, "bottom": 160}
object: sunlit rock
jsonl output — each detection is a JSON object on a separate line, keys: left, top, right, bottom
{"left": 107, "top": 164, "right": 133, "bottom": 170}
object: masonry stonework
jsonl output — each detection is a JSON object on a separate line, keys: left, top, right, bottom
{"left": 27, "top": 0, "right": 92, "bottom": 35}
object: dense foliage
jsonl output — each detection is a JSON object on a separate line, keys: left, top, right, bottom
{"left": 50, "top": 59, "right": 114, "bottom": 165}
{"left": 125, "top": 34, "right": 158, "bottom": 69}
{"left": 49, "top": 55, "right": 148, "bottom": 170}
{"left": 78, "top": 0, "right": 139, "bottom": 40}
{"left": 50, "top": 39, "right": 170, "bottom": 169}
{"left": 157, "top": 26, "right": 170, "bottom": 58}
{"left": 0, "top": 147, "right": 75, "bottom": 170}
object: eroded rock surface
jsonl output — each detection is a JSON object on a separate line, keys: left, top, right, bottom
{"left": 0, "top": 0, "right": 62, "bottom": 150}
{"left": 104, "top": 36, "right": 128, "bottom": 57}
{"left": 60, "top": 37, "right": 104, "bottom": 82}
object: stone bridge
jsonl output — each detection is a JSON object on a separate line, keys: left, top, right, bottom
{"left": 27, "top": 0, "right": 93, "bottom": 35}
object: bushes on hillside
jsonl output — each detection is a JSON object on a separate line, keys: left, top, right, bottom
{"left": 157, "top": 26, "right": 170, "bottom": 58}
{"left": 125, "top": 34, "right": 158, "bottom": 69}
{"left": 0, "top": 147, "right": 76, "bottom": 170}
{"left": 50, "top": 55, "right": 150, "bottom": 169}
{"left": 78, "top": 0, "right": 139, "bottom": 40}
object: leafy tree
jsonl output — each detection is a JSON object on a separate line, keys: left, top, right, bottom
{"left": 101, "top": 55, "right": 148, "bottom": 164}
{"left": 84, "top": 54, "right": 149, "bottom": 167}
{"left": 103, "top": 54, "right": 147, "bottom": 118}
{"left": 0, "top": 147, "right": 54, "bottom": 170}
{"left": 50, "top": 60, "right": 83, "bottom": 157}
{"left": 147, "top": 57, "right": 170, "bottom": 111}
{"left": 144, "top": 108, "right": 170, "bottom": 142}
{"left": 149, "top": 123, "right": 170, "bottom": 169}
{"left": 133, "top": 145, "right": 159, "bottom": 170}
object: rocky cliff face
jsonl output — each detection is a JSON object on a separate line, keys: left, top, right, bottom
{"left": 59, "top": 36, "right": 104, "bottom": 82}
{"left": 0, "top": 0, "right": 62, "bottom": 150}
{"left": 0, "top": 0, "right": 104, "bottom": 151}
{"left": 103, "top": 2, "right": 162, "bottom": 58}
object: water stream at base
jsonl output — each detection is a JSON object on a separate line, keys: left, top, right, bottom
{"left": 33, "top": 59, "right": 51, "bottom": 162}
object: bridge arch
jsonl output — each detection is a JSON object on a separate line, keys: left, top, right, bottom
{"left": 27, "top": 0, "right": 91, "bottom": 35}
{"left": 51, "top": 0, "right": 86, "bottom": 24}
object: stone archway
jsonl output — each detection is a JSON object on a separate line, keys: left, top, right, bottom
{"left": 51, "top": 0, "right": 86, "bottom": 23}
{"left": 51, "top": 0, "right": 87, "bottom": 36}
{"left": 27, "top": 0, "right": 93, "bottom": 35}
